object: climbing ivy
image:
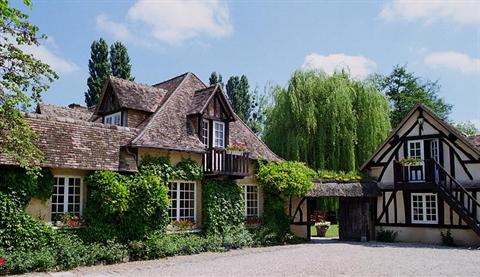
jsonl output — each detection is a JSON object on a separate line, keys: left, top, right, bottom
{"left": 0, "top": 167, "right": 54, "bottom": 205}
{"left": 139, "top": 156, "right": 203, "bottom": 181}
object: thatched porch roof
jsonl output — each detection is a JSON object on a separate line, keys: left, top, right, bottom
{"left": 305, "top": 182, "right": 379, "bottom": 197}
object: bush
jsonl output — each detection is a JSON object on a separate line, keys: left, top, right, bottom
{"left": 257, "top": 160, "right": 316, "bottom": 196}
{"left": 0, "top": 192, "right": 55, "bottom": 251}
{"left": 84, "top": 171, "right": 170, "bottom": 242}
{"left": 376, "top": 228, "right": 398, "bottom": 242}
{"left": 129, "top": 233, "right": 210, "bottom": 261}
{"left": 441, "top": 229, "right": 456, "bottom": 247}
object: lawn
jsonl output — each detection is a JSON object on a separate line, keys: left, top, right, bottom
{"left": 310, "top": 224, "right": 339, "bottom": 238}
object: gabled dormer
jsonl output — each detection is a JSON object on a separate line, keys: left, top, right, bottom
{"left": 94, "top": 76, "right": 167, "bottom": 128}
{"left": 188, "top": 84, "right": 236, "bottom": 149}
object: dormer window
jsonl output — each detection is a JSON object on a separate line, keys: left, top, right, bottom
{"left": 213, "top": 121, "right": 225, "bottom": 148}
{"left": 105, "top": 111, "right": 122, "bottom": 126}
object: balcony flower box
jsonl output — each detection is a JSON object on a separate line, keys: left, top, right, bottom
{"left": 226, "top": 149, "right": 243, "bottom": 156}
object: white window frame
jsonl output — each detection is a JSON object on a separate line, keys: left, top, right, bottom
{"left": 407, "top": 140, "right": 425, "bottom": 182}
{"left": 51, "top": 176, "right": 83, "bottom": 222}
{"left": 167, "top": 180, "right": 196, "bottom": 222}
{"left": 104, "top": 111, "right": 122, "bottom": 126}
{"left": 202, "top": 119, "right": 210, "bottom": 146}
{"left": 411, "top": 193, "right": 438, "bottom": 224}
{"left": 242, "top": 184, "right": 259, "bottom": 218}
{"left": 213, "top": 121, "right": 225, "bottom": 148}
{"left": 430, "top": 139, "right": 439, "bottom": 162}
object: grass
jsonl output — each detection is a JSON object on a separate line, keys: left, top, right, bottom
{"left": 310, "top": 224, "right": 339, "bottom": 238}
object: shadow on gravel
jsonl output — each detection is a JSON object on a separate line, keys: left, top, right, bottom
{"left": 308, "top": 238, "right": 479, "bottom": 251}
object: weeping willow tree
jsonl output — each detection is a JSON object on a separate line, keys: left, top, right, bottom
{"left": 264, "top": 70, "right": 390, "bottom": 172}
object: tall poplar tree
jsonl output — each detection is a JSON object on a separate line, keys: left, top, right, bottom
{"left": 110, "top": 41, "right": 133, "bottom": 81}
{"left": 85, "top": 38, "right": 110, "bottom": 107}
{"left": 264, "top": 70, "right": 391, "bottom": 171}
{"left": 226, "top": 75, "right": 251, "bottom": 122}
{"left": 209, "top": 71, "right": 223, "bottom": 89}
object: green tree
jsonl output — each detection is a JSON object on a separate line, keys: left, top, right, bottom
{"left": 248, "top": 87, "right": 268, "bottom": 135}
{"left": 85, "top": 38, "right": 110, "bottom": 107}
{"left": 263, "top": 70, "right": 390, "bottom": 171}
{"left": 0, "top": 0, "right": 58, "bottom": 172}
{"left": 226, "top": 75, "right": 251, "bottom": 122}
{"left": 379, "top": 65, "right": 452, "bottom": 127}
{"left": 209, "top": 71, "right": 223, "bottom": 89}
{"left": 110, "top": 41, "right": 133, "bottom": 81}
{"left": 454, "top": 121, "right": 479, "bottom": 136}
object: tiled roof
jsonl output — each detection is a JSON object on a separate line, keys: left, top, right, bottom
{"left": 37, "top": 103, "right": 93, "bottom": 121}
{"left": 109, "top": 76, "right": 167, "bottom": 113}
{"left": 0, "top": 113, "right": 138, "bottom": 171}
{"left": 188, "top": 85, "right": 217, "bottom": 115}
{"left": 132, "top": 72, "right": 207, "bottom": 153}
{"left": 229, "top": 115, "right": 282, "bottom": 161}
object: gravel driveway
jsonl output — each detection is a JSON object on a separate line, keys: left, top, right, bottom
{"left": 30, "top": 240, "right": 480, "bottom": 277}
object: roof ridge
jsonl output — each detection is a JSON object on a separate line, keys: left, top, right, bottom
{"left": 152, "top": 72, "right": 190, "bottom": 87}
{"left": 131, "top": 73, "right": 192, "bottom": 145}
{"left": 26, "top": 113, "right": 138, "bottom": 132}
{"left": 194, "top": 83, "right": 218, "bottom": 93}
{"left": 110, "top": 75, "right": 166, "bottom": 92}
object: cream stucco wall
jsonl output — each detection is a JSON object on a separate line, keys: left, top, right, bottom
{"left": 375, "top": 226, "right": 480, "bottom": 246}
{"left": 26, "top": 168, "right": 88, "bottom": 222}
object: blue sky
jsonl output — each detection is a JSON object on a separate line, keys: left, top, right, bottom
{"left": 22, "top": 1, "right": 480, "bottom": 126}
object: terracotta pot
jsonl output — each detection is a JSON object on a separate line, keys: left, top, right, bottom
{"left": 316, "top": 226, "right": 329, "bottom": 237}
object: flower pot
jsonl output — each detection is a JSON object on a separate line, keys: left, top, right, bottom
{"left": 316, "top": 226, "right": 329, "bottom": 237}
{"left": 226, "top": 150, "right": 243, "bottom": 156}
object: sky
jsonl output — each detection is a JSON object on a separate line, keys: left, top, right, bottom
{"left": 20, "top": 0, "right": 480, "bottom": 127}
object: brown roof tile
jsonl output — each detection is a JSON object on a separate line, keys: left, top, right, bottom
{"left": 37, "top": 103, "right": 93, "bottom": 121}
{"left": 229, "top": 115, "right": 282, "bottom": 161}
{"left": 109, "top": 76, "right": 167, "bottom": 113}
{"left": 132, "top": 72, "right": 207, "bottom": 153}
{"left": 0, "top": 113, "right": 138, "bottom": 171}
{"left": 188, "top": 85, "right": 217, "bottom": 115}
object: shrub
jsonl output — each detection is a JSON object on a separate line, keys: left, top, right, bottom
{"left": 441, "top": 230, "right": 456, "bottom": 247}
{"left": 376, "top": 228, "right": 398, "bottom": 242}
{"left": 84, "top": 171, "right": 170, "bottom": 242}
{"left": 0, "top": 192, "right": 55, "bottom": 251}
{"left": 0, "top": 247, "right": 56, "bottom": 274}
{"left": 257, "top": 161, "right": 316, "bottom": 196}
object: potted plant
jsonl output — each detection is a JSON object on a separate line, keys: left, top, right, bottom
{"left": 56, "top": 212, "right": 83, "bottom": 228}
{"left": 315, "top": 220, "right": 331, "bottom": 237}
{"left": 399, "top": 157, "right": 422, "bottom": 166}
{"left": 167, "top": 219, "right": 196, "bottom": 232}
{"left": 225, "top": 143, "right": 247, "bottom": 155}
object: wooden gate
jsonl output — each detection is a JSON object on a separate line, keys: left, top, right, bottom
{"left": 338, "top": 197, "right": 375, "bottom": 241}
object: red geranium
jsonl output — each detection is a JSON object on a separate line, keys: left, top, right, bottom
{"left": 0, "top": 257, "right": 6, "bottom": 267}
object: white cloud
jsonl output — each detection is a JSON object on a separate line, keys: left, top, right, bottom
{"left": 96, "top": 14, "right": 132, "bottom": 41}
{"left": 301, "top": 53, "right": 377, "bottom": 79}
{"left": 424, "top": 51, "right": 480, "bottom": 74}
{"left": 96, "top": 0, "right": 233, "bottom": 46}
{"left": 19, "top": 44, "right": 78, "bottom": 74}
{"left": 380, "top": 0, "right": 480, "bottom": 25}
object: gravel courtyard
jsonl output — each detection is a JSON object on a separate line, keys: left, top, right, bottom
{"left": 32, "top": 241, "right": 479, "bottom": 277}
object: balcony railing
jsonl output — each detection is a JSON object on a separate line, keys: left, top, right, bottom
{"left": 393, "top": 159, "right": 441, "bottom": 184}
{"left": 203, "top": 147, "right": 249, "bottom": 178}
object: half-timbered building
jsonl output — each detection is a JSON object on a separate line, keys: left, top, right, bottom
{"left": 362, "top": 104, "right": 480, "bottom": 245}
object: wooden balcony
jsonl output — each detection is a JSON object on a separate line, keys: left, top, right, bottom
{"left": 393, "top": 159, "right": 441, "bottom": 187}
{"left": 203, "top": 147, "right": 249, "bottom": 178}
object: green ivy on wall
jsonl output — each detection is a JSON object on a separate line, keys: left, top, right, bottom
{"left": 139, "top": 156, "right": 203, "bottom": 181}
{"left": 0, "top": 167, "right": 54, "bottom": 205}
{"left": 202, "top": 179, "right": 253, "bottom": 248}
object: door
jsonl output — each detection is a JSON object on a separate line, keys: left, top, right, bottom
{"left": 407, "top": 140, "right": 424, "bottom": 182}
